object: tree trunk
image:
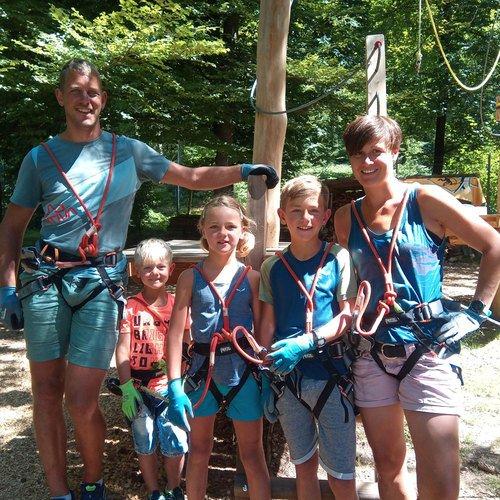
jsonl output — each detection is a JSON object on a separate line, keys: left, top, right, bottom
{"left": 433, "top": 112, "right": 446, "bottom": 175}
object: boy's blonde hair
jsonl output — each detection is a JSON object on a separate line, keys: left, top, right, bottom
{"left": 134, "top": 238, "right": 173, "bottom": 268}
{"left": 198, "top": 195, "right": 256, "bottom": 258}
{"left": 280, "top": 175, "right": 330, "bottom": 210}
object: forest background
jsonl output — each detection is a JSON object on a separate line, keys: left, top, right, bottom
{"left": 0, "top": 0, "right": 498, "bottom": 244}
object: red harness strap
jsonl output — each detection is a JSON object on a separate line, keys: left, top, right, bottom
{"left": 350, "top": 189, "right": 410, "bottom": 336}
{"left": 276, "top": 242, "right": 335, "bottom": 335}
{"left": 41, "top": 133, "right": 117, "bottom": 263}
{"left": 191, "top": 264, "right": 266, "bottom": 409}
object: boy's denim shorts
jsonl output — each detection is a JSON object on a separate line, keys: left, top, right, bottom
{"left": 276, "top": 376, "right": 356, "bottom": 480}
{"left": 131, "top": 402, "right": 188, "bottom": 456}
{"left": 188, "top": 374, "right": 262, "bottom": 421}
{"left": 20, "top": 268, "right": 124, "bottom": 370}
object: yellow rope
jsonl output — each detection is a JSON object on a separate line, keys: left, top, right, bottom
{"left": 424, "top": 0, "right": 499, "bottom": 92}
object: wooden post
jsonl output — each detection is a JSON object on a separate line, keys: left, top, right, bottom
{"left": 366, "top": 34, "right": 387, "bottom": 116}
{"left": 247, "top": 0, "right": 290, "bottom": 268}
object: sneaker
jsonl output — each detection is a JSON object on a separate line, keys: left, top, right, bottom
{"left": 80, "top": 481, "right": 107, "bottom": 500}
{"left": 165, "top": 486, "right": 185, "bottom": 500}
{"left": 51, "top": 491, "right": 76, "bottom": 500}
{"left": 149, "top": 491, "right": 166, "bottom": 500}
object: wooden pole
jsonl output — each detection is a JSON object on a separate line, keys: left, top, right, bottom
{"left": 366, "top": 34, "right": 387, "bottom": 116}
{"left": 248, "top": 0, "right": 290, "bottom": 268}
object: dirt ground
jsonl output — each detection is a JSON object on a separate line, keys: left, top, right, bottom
{"left": 0, "top": 259, "right": 499, "bottom": 499}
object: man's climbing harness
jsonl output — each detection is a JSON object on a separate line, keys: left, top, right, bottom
{"left": 186, "top": 264, "right": 267, "bottom": 411}
{"left": 268, "top": 242, "right": 356, "bottom": 422}
{"left": 17, "top": 134, "right": 125, "bottom": 317}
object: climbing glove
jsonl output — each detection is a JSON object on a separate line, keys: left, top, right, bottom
{"left": 241, "top": 163, "right": 279, "bottom": 189}
{"left": 167, "top": 378, "right": 193, "bottom": 432}
{"left": 0, "top": 286, "right": 23, "bottom": 331}
{"left": 266, "top": 333, "right": 315, "bottom": 376}
{"left": 119, "top": 379, "right": 143, "bottom": 421}
{"left": 434, "top": 307, "right": 483, "bottom": 358}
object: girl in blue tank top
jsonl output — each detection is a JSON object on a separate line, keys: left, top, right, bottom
{"left": 166, "top": 196, "right": 270, "bottom": 499}
{"left": 334, "top": 115, "right": 499, "bottom": 500}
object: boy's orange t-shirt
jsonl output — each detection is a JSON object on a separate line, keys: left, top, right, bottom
{"left": 120, "top": 292, "right": 189, "bottom": 391}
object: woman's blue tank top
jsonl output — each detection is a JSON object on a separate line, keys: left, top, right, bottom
{"left": 348, "top": 184, "right": 445, "bottom": 344}
{"left": 188, "top": 262, "right": 254, "bottom": 386}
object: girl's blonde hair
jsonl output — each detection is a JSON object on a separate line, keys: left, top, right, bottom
{"left": 134, "top": 238, "right": 173, "bottom": 268}
{"left": 198, "top": 195, "right": 256, "bottom": 258}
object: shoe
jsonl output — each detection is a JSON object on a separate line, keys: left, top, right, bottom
{"left": 165, "top": 486, "right": 184, "bottom": 500}
{"left": 80, "top": 481, "right": 107, "bottom": 499}
{"left": 149, "top": 491, "right": 166, "bottom": 500}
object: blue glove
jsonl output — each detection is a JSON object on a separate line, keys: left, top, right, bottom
{"left": 0, "top": 286, "right": 23, "bottom": 331}
{"left": 260, "top": 371, "right": 278, "bottom": 423}
{"left": 167, "top": 378, "right": 193, "bottom": 432}
{"left": 266, "top": 334, "right": 315, "bottom": 376}
{"left": 434, "top": 308, "right": 483, "bottom": 357}
{"left": 241, "top": 163, "right": 279, "bottom": 189}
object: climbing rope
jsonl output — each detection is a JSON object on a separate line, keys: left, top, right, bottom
{"left": 424, "top": 0, "right": 500, "bottom": 92}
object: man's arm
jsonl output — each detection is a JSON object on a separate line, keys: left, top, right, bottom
{"left": 0, "top": 203, "right": 36, "bottom": 286}
{"left": 418, "top": 185, "right": 500, "bottom": 307}
{"left": 161, "top": 162, "right": 278, "bottom": 190}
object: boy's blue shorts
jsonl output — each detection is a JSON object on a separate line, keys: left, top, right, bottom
{"left": 131, "top": 402, "right": 188, "bottom": 456}
{"left": 188, "top": 374, "right": 262, "bottom": 421}
{"left": 20, "top": 268, "right": 125, "bottom": 369}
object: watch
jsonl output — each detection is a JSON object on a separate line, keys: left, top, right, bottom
{"left": 311, "top": 329, "right": 326, "bottom": 348}
{"left": 469, "top": 299, "right": 491, "bottom": 317}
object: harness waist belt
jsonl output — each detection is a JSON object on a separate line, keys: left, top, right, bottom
{"left": 131, "top": 369, "right": 165, "bottom": 384}
{"left": 364, "top": 299, "right": 444, "bottom": 326}
{"left": 302, "top": 340, "right": 345, "bottom": 360}
{"left": 191, "top": 337, "right": 252, "bottom": 356}
{"left": 41, "top": 242, "right": 121, "bottom": 266}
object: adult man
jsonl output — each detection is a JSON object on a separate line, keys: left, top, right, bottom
{"left": 0, "top": 58, "right": 277, "bottom": 500}
{"left": 334, "top": 114, "right": 500, "bottom": 499}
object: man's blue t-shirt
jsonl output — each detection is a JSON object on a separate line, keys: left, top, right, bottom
{"left": 11, "top": 131, "right": 170, "bottom": 255}
{"left": 259, "top": 242, "right": 357, "bottom": 380}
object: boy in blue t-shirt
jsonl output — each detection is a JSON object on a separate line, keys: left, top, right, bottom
{"left": 259, "top": 175, "right": 358, "bottom": 499}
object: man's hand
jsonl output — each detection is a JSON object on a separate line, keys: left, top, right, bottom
{"left": 0, "top": 286, "right": 23, "bottom": 331}
{"left": 119, "top": 379, "right": 143, "bottom": 421}
{"left": 266, "top": 333, "right": 314, "bottom": 376}
{"left": 167, "top": 378, "right": 193, "bottom": 432}
{"left": 434, "top": 308, "right": 483, "bottom": 357}
{"left": 241, "top": 163, "right": 279, "bottom": 189}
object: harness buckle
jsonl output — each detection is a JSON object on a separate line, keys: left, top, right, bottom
{"left": 380, "top": 343, "right": 406, "bottom": 359}
{"left": 20, "top": 246, "right": 42, "bottom": 273}
{"left": 413, "top": 303, "right": 432, "bottom": 322}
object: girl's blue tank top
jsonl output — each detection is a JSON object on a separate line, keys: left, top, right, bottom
{"left": 348, "top": 184, "right": 445, "bottom": 344}
{"left": 188, "top": 262, "right": 254, "bottom": 386}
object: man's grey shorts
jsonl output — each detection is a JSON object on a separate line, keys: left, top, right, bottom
{"left": 276, "top": 376, "right": 356, "bottom": 480}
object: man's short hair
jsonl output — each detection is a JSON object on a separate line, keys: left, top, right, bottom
{"left": 134, "top": 238, "right": 173, "bottom": 268}
{"left": 280, "top": 175, "right": 330, "bottom": 210}
{"left": 343, "top": 115, "right": 402, "bottom": 156}
{"left": 58, "top": 58, "right": 102, "bottom": 90}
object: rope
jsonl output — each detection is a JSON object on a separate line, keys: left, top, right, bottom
{"left": 249, "top": 71, "right": 360, "bottom": 115}
{"left": 424, "top": 0, "right": 500, "bottom": 92}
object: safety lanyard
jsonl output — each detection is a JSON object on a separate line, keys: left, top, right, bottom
{"left": 276, "top": 242, "right": 334, "bottom": 334}
{"left": 194, "top": 264, "right": 251, "bottom": 333}
{"left": 350, "top": 189, "right": 410, "bottom": 336}
{"left": 41, "top": 133, "right": 117, "bottom": 259}
{"left": 128, "top": 295, "right": 169, "bottom": 330}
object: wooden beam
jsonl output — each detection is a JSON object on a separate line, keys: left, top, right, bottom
{"left": 234, "top": 474, "right": 380, "bottom": 499}
{"left": 366, "top": 34, "right": 387, "bottom": 116}
{"left": 248, "top": 0, "right": 290, "bottom": 269}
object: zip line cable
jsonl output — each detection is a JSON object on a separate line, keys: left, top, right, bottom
{"left": 424, "top": 0, "right": 499, "bottom": 92}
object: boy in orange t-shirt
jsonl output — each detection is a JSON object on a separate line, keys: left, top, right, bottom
{"left": 116, "top": 239, "right": 190, "bottom": 500}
